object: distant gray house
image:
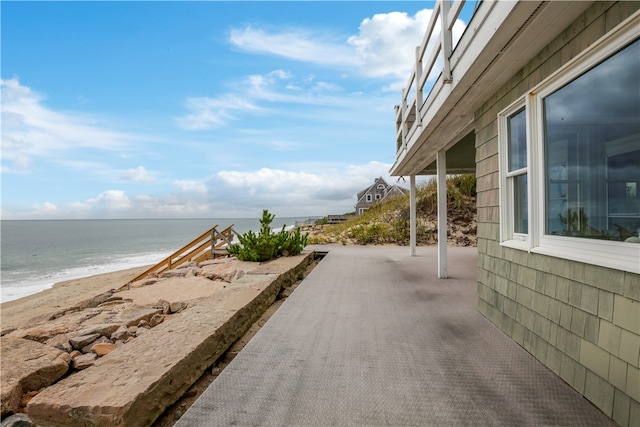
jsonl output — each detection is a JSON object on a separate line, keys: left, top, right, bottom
{"left": 355, "top": 177, "right": 407, "bottom": 215}
{"left": 391, "top": 1, "right": 639, "bottom": 426}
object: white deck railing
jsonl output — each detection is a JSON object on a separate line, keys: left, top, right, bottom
{"left": 395, "top": 0, "right": 480, "bottom": 154}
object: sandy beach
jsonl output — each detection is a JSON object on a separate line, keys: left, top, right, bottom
{"left": 1, "top": 266, "right": 148, "bottom": 334}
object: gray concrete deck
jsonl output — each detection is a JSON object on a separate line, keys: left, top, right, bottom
{"left": 176, "top": 245, "right": 614, "bottom": 426}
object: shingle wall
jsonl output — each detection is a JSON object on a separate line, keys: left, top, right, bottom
{"left": 474, "top": 2, "right": 640, "bottom": 426}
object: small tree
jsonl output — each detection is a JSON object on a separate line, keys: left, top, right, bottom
{"left": 227, "top": 209, "right": 309, "bottom": 262}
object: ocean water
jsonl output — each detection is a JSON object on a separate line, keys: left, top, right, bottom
{"left": 0, "top": 217, "right": 307, "bottom": 303}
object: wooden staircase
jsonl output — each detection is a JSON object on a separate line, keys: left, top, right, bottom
{"left": 125, "top": 224, "right": 237, "bottom": 285}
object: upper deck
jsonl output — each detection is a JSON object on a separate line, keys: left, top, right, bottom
{"left": 391, "top": 0, "right": 594, "bottom": 176}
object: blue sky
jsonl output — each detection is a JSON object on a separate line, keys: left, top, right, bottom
{"left": 2, "top": 1, "right": 469, "bottom": 219}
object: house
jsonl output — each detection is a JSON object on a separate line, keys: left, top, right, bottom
{"left": 354, "top": 177, "right": 407, "bottom": 215}
{"left": 391, "top": 1, "right": 639, "bottom": 426}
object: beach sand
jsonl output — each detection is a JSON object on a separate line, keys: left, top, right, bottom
{"left": 1, "top": 266, "right": 148, "bottom": 334}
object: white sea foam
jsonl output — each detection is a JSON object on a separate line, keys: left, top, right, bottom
{"left": 0, "top": 251, "right": 170, "bottom": 303}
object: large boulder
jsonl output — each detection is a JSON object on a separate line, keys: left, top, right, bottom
{"left": 26, "top": 272, "right": 282, "bottom": 426}
{"left": 1, "top": 337, "right": 70, "bottom": 416}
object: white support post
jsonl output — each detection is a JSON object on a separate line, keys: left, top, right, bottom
{"left": 437, "top": 150, "right": 448, "bottom": 278}
{"left": 410, "top": 175, "right": 416, "bottom": 256}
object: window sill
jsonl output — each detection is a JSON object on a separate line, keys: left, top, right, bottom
{"left": 501, "top": 236, "right": 640, "bottom": 274}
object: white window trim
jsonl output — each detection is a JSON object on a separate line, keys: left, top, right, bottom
{"left": 498, "top": 98, "right": 530, "bottom": 251}
{"left": 498, "top": 12, "right": 640, "bottom": 274}
{"left": 366, "top": 194, "right": 372, "bottom": 202}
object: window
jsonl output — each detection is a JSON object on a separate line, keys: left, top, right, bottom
{"left": 499, "top": 101, "right": 530, "bottom": 246}
{"left": 499, "top": 17, "right": 639, "bottom": 273}
{"left": 366, "top": 194, "right": 372, "bottom": 202}
{"left": 543, "top": 39, "right": 639, "bottom": 242}
{"left": 377, "top": 184, "right": 385, "bottom": 189}
{"left": 375, "top": 194, "right": 382, "bottom": 200}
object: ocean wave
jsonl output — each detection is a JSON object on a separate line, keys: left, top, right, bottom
{"left": 0, "top": 251, "right": 171, "bottom": 303}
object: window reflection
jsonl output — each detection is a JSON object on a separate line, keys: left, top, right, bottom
{"left": 544, "top": 39, "right": 640, "bottom": 242}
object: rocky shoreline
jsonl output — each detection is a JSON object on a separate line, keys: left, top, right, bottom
{"left": 1, "top": 252, "right": 315, "bottom": 426}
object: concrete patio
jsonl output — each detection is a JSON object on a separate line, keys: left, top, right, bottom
{"left": 176, "top": 245, "right": 615, "bottom": 426}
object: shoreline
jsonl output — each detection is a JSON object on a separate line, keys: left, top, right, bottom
{"left": 1, "top": 265, "right": 149, "bottom": 334}
{"left": 2, "top": 251, "right": 317, "bottom": 424}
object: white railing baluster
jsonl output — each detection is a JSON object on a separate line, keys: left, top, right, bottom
{"left": 440, "top": 0, "right": 453, "bottom": 83}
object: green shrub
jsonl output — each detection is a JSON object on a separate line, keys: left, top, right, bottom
{"left": 227, "top": 209, "right": 309, "bottom": 262}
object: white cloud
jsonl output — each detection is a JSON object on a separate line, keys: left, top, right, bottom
{"left": 120, "top": 166, "right": 155, "bottom": 183}
{"left": 348, "top": 10, "right": 432, "bottom": 80}
{"left": 174, "top": 180, "right": 207, "bottom": 193}
{"left": 33, "top": 202, "right": 59, "bottom": 215}
{"left": 229, "top": 26, "right": 361, "bottom": 68}
{"left": 229, "top": 10, "right": 433, "bottom": 82}
{"left": 9, "top": 161, "right": 408, "bottom": 219}
{"left": 228, "top": 9, "right": 467, "bottom": 90}
{"left": 1, "top": 78, "right": 139, "bottom": 173}
{"left": 175, "top": 94, "right": 263, "bottom": 130}
{"left": 175, "top": 70, "right": 349, "bottom": 130}
{"left": 71, "top": 190, "right": 132, "bottom": 213}
{"left": 210, "top": 161, "right": 402, "bottom": 214}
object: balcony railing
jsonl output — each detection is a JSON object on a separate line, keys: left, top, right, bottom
{"left": 395, "top": 0, "right": 480, "bottom": 154}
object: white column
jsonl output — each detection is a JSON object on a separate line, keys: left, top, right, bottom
{"left": 410, "top": 175, "right": 416, "bottom": 256}
{"left": 437, "top": 150, "right": 448, "bottom": 278}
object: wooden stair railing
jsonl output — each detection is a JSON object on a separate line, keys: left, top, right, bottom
{"left": 124, "top": 224, "right": 237, "bottom": 285}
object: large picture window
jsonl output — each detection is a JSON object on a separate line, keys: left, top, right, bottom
{"left": 499, "top": 17, "right": 639, "bottom": 273}
{"left": 543, "top": 39, "right": 639, "bottom": 242}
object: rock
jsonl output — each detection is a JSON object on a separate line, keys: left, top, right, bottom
{"left": 69, "top": 350, "right": 82, "bottom": 359}
{"left": 199, "top": 261, "right": 246, "bottom": 283}
{"left": 91, "top": 343, "right": 116, "bottom": 356}
{"left": 176, "top": 261, "right": 198, "bottom": 270}
{"left": 169, "top": 301, "right": 188, "bottom": 314}
{"left": 25, "top": 252, "right": 314, "bottom": 427}
{"left": 11, "top": 305, "right": 158, "bottom": 345}
{"left": 161, "top": 267, "right": 200, "bottom": 279}
{"left": 149, "top": 314, "right": 164, "bottom": 327}
{"left": 199, "top": 257, "right": 233, "bottom": 266}
{"left": 98, "top": 300, "right": 126, "bottom": 307}
{"left": 138, "top": 320, "right": 149, "bottom": 328}
{"left": 1, "top": 336, "right": 70, "bottom": 416}
{"left": 26, "top": 274, "right": 285, "bottom": 426}
{"left": 134, "top": 327, "right": 148, "bottom": 337}
{"left": 69, "top": 333, "right": 101, "bottom": 350}
{"left": 80, "top": 290, "right": 115, "bottom": 310}
{"left": 155, "top": 299, "right": 171, "bottom": 315}
{"left": 81, "top": 337, "right": 111, "bottom": 354}
{"left": 45, "top": 334, "right": 71, "bottom": 352}
{"left": 0, "top": 413, "right": 33, "bottom": 427}
{"left": 129, "top": 277, "right": 158, "bottom": 288}
{"left": 183, "top": 388, "right": 197, "bottom": 398}
{"left": 72, "top": 353, "right": 97, "bottom": 370}
{"left": 127, "top": 326, "right": 138, "bottom": 337}
{"left": 234, "top": 270, "right": 245, "bottom": 281}
{"left": 278, "top": 286, "right": 294, "bottom": 299}
{"left": 110, "top": 325, "right": 129, "bottom": 341}
{"left": 19, "top": 391, "right": 39, "bottom": 409}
